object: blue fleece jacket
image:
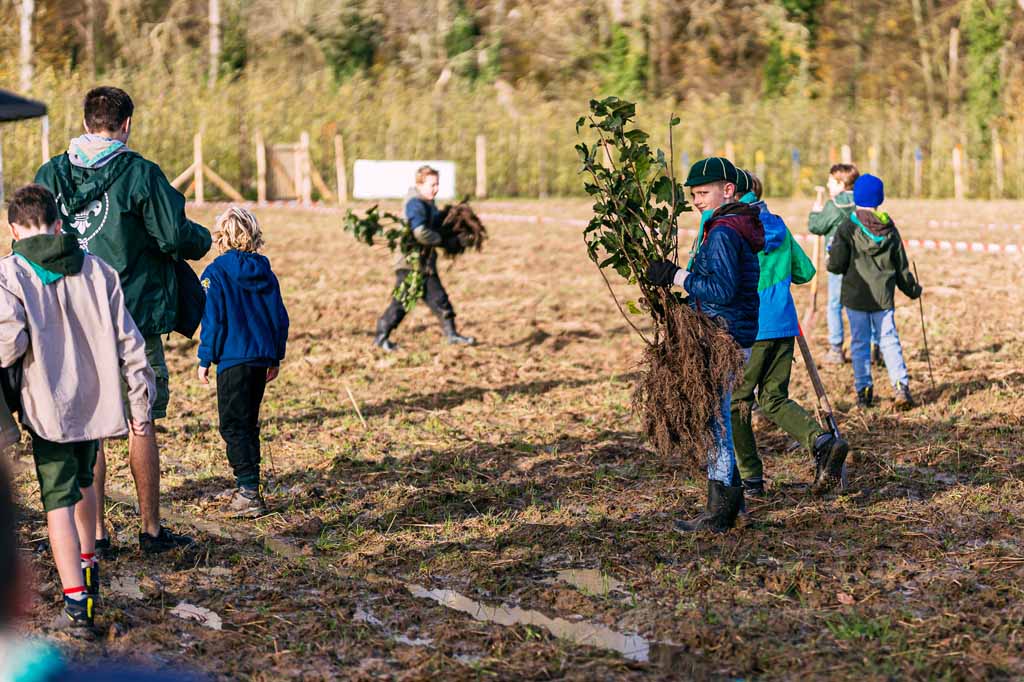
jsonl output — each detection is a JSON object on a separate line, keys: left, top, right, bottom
{"left": 683, "top": 206, "right": 764, "bottom": 348}
{"left": 198, "top": 250, "right": 289, "bottom": 371}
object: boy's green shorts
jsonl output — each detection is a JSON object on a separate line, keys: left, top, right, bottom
{"left": 30, "top": 432, "right": 99, "bottom": 512}
{"left": 121, "top": 334, "right": 170, "bottom": 420}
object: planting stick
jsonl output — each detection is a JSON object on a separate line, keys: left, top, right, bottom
{"left": 796, "top": 329, "right": 849, "bottom": 487}
{"left": 345, "top": 383, "right": 368, "bottom": 430}
{"left": 913, "top": 261, "right": 936, "bottom": 391}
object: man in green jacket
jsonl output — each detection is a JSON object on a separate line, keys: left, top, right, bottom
{"left": 35, "top": 86, "right": 212, "bottom": 554}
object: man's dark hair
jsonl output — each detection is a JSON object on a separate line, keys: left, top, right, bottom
{"left": 0, "top": 462, "right": 16, "bottom": 625}
{"left": 84, "top": 86, "right": 134, "bottom": 134}
{"left": 7, "top": 184, "right": 59, "bottom": 230}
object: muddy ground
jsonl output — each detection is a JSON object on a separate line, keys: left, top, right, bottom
{"left": 11, "top": 198, "right": 1024, "bottom": 680}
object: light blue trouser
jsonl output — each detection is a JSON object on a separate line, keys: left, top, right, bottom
{"left": 846, "top": 308, "right": 909, "bottom": 391}
{"left": 708, "top": 348, "right": 752, "bottom": 486}
{"left": 828, "top": 272, "right": 880, "bottom": 348}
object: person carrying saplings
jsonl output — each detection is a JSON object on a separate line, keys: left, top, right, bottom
{"left": 827, "top": 174, "right": 921, "bottom": 409}
{"left": 645, "top": 157, "right": 765, "bottom": 533}
{"left": 373, "top": 165, "right": 474, "bottom": 351}
{"left": 732, "top": 171, "right": 850, "bottom": 496}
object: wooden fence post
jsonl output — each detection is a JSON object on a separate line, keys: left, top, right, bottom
{"left": 913, "top": 148, "right": 923, "bottom": 198}
{"left": 300, "top": 132, "right": 313, "bottom": 205}
{"left": 952, "top": 144, "right": 965, "bottom": 200}
{"left": 40, "top": 115, "right": 49, "bottom": 163}
{"left": 754, "top": 149, "right": 765, "bottom": 184}
{"left": 475, "top": 134, "right": 487, "bottom": 199}
{"left": 791, "top": 148, "right": 801, "bottom": 198}
{"left": 537, "top": 150, "right": 548, "bottom": 199}
{"left": 840, "top": 144, "right": 852, "bottom": 164}
{"left": 993, "top": 131, "right": 1004, "bottom": 198}
{"left": 255, "top": 132, "right": 267, "bottom": 205}
{"left": 868, "top": 145, "right": 879, "bottom": 175}
{"left": 194, "top": 133, "right": 205, "bottom": 205}
{"left": 724, "top": 140, "right": 735, "bottom": 162}
{"left": 334, "top": 134, "right": 348, "bottom": 204}
{"left": 828, "top": 146, "right": 838, "bottom": 165}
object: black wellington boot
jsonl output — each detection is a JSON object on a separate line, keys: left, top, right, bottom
{"left": 674, "top": 480, "right": 744, "bottom": 533}
{"left": 373, "top": 318, "right": 398, "bottom": 352}
{"left": 441, "top": 318, "right": 475, "bottom": 345}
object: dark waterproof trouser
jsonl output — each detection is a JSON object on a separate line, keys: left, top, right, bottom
{"left": 731, "top": 337, "right": 825, "bottom": 481}
{"left": 217, "top": 364, "right": 268, "bottom": 488}
{"left": 377, "top": 269, "right": 456, "bottom": 336}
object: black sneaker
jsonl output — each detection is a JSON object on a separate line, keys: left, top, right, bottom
{"left": 84, "top": 560, "right": 100, "bottom": 600}
{"left": 139, "top": 525, "right": 195, "bottom": 555}
{"left": 742, "top": 479, "right": 766, "bottom": 498}
{"left": 813, "top": 433, "right": 850, "bottom": 491}
{"left": 871, "top": 344, "right": 884, "bottom": 367}
{"left": 52, "top": 595, "right": 95, "bottom": 633}
{"left": 856, "top": 386, "right": 874, "bottom": 408}
{"left": 94, "top": 537, "right": 112, "bottom": 560}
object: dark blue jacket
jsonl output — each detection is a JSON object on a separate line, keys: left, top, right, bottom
{"left": 683, "top": 203, "right": 765, "bottom": 348}
{"left": 198, "top": 250, "right": 289, "bottom": 371}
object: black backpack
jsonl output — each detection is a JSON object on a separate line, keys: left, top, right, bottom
{"left": 0, "top": 360, "right": 22, "bottom": 416}
{"left": 174, "top": 259, "right": 206, "bottom": 339}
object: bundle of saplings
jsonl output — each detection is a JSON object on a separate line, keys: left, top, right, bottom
{"left": 576, "top": 97, "right": 744, "bottom": 474}
{"left": 343, "top": 205, "right": 426, "bottom": 310}
{"left": 437, "top": 200, "right": 488, "bottom": 256}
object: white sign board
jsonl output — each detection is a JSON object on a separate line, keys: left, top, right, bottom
{"left": 353, "top": 160, "right": 457, "bottom": 200}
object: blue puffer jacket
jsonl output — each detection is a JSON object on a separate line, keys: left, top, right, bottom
{"left": 198, "top": 250, "right": 289, "bottom": 371}
{"left": 683, "top": 203, "right": 765, "bottom": 348}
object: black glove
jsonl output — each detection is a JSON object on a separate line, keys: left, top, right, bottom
{"left": 646, "top": 260, "right": 680, "bottom": 287}
{"left": 442, "top": 233, "right": 463, "bottom": 254}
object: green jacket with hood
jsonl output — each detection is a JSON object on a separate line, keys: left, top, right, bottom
{"left": 826, "top": 208, "right": 922, "bottom": 312}
{"left": 34, "top": 151, "right": 212, "bottom": 336}
{"left": 808, "top": 190, "right": 855, "bottom": 244}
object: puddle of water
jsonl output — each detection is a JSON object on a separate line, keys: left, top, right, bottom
{"left": 171, "top": 602, "right": 223, "bottom": 631}
{"left": 407, "top": 584, "right": 659, "bottom": 663}
{"left": 550, "top": 569, "right": 625, "bottom": 597}
{"left": 108, "top": 576, "right": 145, "bottom": 600}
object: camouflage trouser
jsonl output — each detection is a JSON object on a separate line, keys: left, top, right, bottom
{"left": 377, "top": 270, "right": 455, "bottom": 336}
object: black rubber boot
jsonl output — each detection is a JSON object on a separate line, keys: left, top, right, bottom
{"left": 742, "top": 478, "right": 766, "bottom": 498}
{"left": 894, "top": 383, "right": 915, "bottom": 410}
{"left": 856, "top": 385, "right": 873, "bottom": 408}
{"left": 871, "top": 344, "right": 883, "bottom": 367}
{"left": 441, "top": 318, "right": 475, "bottom": 345}
{"left": 373, "top": 318, "right": 398, "bottom": 352}
{"left": 674, "top": 480, "right": 744, "bottom": 533}
{"left": 813, "top": 432, "right": 850, "bottom": 491}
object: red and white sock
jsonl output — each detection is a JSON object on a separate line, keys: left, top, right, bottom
{"left": 80, "top": 552, "right": 96, "bottom": 569}
{"left": 64, "top": 586, "right": 87, "bottom": 602}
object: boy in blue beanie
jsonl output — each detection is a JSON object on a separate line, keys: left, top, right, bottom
{"left": 826, "top": 174, "right": 921, "bottom": 408}
{"left": 646, "top": 157, "right": 765, "bottom": 533}
{"left": 197, "top": 207, "right": 289, "bottom": 516}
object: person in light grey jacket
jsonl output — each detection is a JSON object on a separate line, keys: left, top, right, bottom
{"left": 0, "top": 184, "right": 154, "bottom": 632}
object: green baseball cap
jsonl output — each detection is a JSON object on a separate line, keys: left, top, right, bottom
{"left": 734, "top": 169, "right": 752, "bottom": 195}
{"left": 684, "top": 157, "right": 738, "bottom": 187}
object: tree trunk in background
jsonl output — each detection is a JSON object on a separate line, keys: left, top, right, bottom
{"left": 19, "top": 0, "right": 34, "bottom": 92}
{"left": 910, "top": 0, "right": 936, "bottom": 115}
{"left": 947, "top": 26, "right": 960, "bottom": 113}
{"left": 209, "top": 0, "right": 221, "bottom": 84}
{"left": 85, "top": 0, "right": 96, "bottom": 78}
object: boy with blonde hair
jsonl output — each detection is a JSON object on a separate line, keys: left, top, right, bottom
{"left": 0, "top": 184, "right": 155, "bottom": 631}
{"left": 198, "top": 207, "right": 289, "bottom": 517}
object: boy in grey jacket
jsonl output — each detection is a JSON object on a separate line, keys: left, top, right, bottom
{"left": 0, "top": 185, "right": 155, "bottom": 632}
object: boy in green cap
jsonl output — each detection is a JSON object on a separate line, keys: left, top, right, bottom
{"left": 733, "top": 172, "right": 850, "bottom": 494}
{"left": 646, "top": 157, "right": 764, "bottom": 533}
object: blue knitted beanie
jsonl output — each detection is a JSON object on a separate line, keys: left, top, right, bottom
{"left": 853, "top": 174, "right": 885, "bottom": 208}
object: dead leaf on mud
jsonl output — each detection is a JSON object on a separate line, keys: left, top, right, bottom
{"left": 170, "top": 602, "right": 223, "bottom": 631}
{"left": 837, "top": 592, "right": 856, "bottom": 605}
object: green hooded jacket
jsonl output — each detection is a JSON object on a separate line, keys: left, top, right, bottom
{"left": 34, "top": 152, "right": 212, "bottom": 336}
{"left": 826, "top": 209, "right": 922, "bottom": 312}
{"left": 808, "top": 190, "right": 855, "bottom": 244}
